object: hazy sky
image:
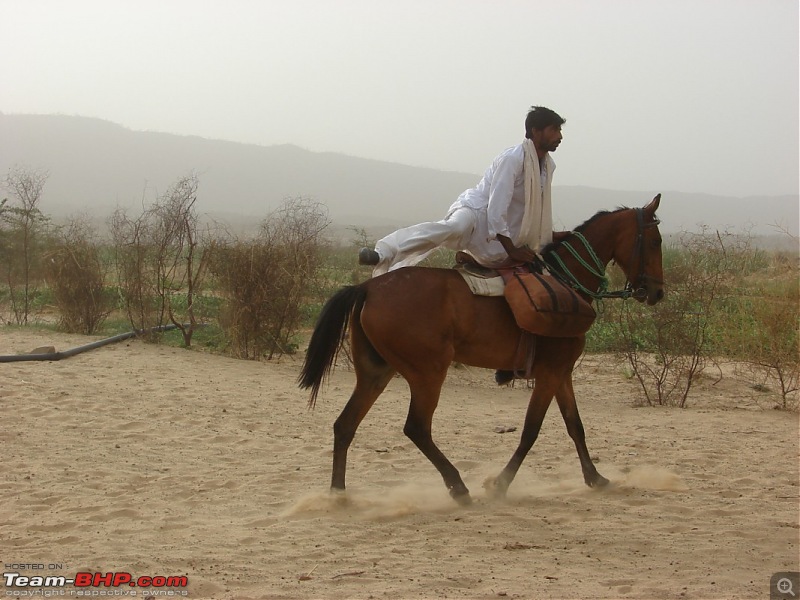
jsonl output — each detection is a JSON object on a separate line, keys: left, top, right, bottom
{"left": 1, "top": 0, "right": 798, "bottom": 197}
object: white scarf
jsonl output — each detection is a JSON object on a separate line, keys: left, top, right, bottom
{"left": 520, "top": 138, "right": 553, "bottom": 252}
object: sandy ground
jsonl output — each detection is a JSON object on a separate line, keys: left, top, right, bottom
{"left": 1, "top": 327, "right": 798, "bottom": 600}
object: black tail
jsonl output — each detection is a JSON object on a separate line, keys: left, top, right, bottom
{"left": 298, "top": 285, "right": 367, "bottom": 407}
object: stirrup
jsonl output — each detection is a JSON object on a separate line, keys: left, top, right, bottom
{"left": 495, "top": 369, "right": 531, "bottom": 385}
{"left": 495, "top": 370, "right": 514, "bottom": 385}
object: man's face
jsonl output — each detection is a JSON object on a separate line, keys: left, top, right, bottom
{"left": 531, "top": 125, "right": 563, "bottom": 153}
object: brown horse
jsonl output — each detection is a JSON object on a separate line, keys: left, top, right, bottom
{"left": 299, "top": 195, "right": 664, "bottom": 504}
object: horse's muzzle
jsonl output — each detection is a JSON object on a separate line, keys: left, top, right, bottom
{"left": 647, "top": 285, "right": 665, "bottom": 305}
{"left": 633, "top": 283, "right": 665, "bottom": 305}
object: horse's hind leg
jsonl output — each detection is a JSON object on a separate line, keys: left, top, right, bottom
{"left": 555, "top": 377, "right": 609, "bottom": 488}
{"left": 331, "top": 324, "right": 395, "bottom": 493}
{"left": 403, "top": 377, "right": 471, "bottom": 505}
{"left": 331, "top": 369, "right": 394, "bottom": 492}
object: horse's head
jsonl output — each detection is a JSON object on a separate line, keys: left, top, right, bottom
{"left": 614, "top": 194, "right": 664, "bottom": 305}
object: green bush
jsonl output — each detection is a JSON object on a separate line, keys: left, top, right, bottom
{"left": 45, "top": 218, "right": 111, "bottom": 334}
{"left": 210, "top": 197, "right": 330, "bottom": 360}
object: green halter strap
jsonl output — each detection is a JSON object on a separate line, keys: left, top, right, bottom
{"left": 545, "top": 232, "right": 631, "bottom": 300}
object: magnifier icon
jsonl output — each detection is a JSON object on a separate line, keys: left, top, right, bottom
{"left": 778, "top": 577, "right": 796, "bottom": 597}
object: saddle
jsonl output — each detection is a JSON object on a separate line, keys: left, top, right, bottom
{"left": 455, "top": 252, "right": 596, "bottom": 338}
{"left": 454, "top": 252, "right": 506, "bottom": 296}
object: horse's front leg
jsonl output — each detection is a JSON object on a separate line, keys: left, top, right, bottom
{"left": 485, "top": 376, "right": 557, "bottom": 498}
{"left": 403, "top": 371, "right": 472, "bottom": 505}
{"left": 403, "top": 398, "right": 472, "bottom": 504}
{"left": 555, "top": 377, "right": 609, "bottom": 488}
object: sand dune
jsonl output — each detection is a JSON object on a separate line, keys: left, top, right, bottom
{"left": 1, "top": 328, "right": 798, "bottom": 599}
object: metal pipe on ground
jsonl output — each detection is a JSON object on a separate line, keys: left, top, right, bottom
{"left": 0, "top": 324, "right": 198, "bottom": 363}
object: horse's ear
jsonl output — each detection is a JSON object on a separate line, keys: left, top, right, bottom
{"left": 643, "top": 193, "right": 661, "bottom": 216}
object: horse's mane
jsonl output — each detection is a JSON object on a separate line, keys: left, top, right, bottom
{"left": 540, "top": 206, "right": 630, "bottom": 255}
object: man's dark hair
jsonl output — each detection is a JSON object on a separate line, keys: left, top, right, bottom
{"left": 525, "top": 106, "right": 566, "bottom": 138}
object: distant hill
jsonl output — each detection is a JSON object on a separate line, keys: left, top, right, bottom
{"left": 1, "top": 113, "right": 797, "bottom": 243}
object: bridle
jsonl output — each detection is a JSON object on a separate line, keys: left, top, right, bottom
{"left": 543, "top": 207, "right": 661, "bottom": 301}
{"left": 625, "top": 207, "right": 663, "bottom": 300}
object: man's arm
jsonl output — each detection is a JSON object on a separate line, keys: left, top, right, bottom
{"left": 497, "top": 231, "right": 570, "bottom": 262}
{"left": 486, "top": 148, "right": 522, "bottom": 241}
{"left": 496, "top": 234, "right": 538, "bottom": 263}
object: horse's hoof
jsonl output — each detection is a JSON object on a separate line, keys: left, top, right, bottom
{"left": 449, "top": 484, "right": 472, "bottom": 506}
{"left": 452, "top": 492, "right": 473, "bottom": 506}
{"left": 482, "top": 475, "right": 508, "bottom": 499}
{"left": 587, "top": 474, "right": 610, "bottom": 488}
{"left": 329, "top": 487, "right": 349, "bottom": 505}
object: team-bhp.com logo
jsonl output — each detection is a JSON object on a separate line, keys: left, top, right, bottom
{"left": 3, "top": 571, "right": 189, "bottom": 597}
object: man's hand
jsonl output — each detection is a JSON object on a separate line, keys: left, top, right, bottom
{"left": 552, "top": 230, "right": 570, "bottom": 243}
{"left": 496, "top": 234, "right": 538, "bottom": 263}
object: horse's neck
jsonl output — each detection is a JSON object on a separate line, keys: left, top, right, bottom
{"left": 550, "top": 215, "right": 619, "bottom": 292}
{"left": 578, "top": 217, "right": 618, "bottom": 265}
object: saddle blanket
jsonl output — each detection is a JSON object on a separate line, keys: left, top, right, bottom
{"left": 455, "top": 265, "right": 505, "bottom": 297}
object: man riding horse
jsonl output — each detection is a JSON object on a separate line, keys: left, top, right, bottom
{"left": 358, "top": 105, "right": 569, "bottom": 274}
{"left": 299, "top": 107, "right": 665, "bottom": 503}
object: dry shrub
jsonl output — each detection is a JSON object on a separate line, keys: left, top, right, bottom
{"left": 620, "top": 229, "right": 753, "bottom": 407}
{"left": 727, "top": 251, "right": 799, "bottom": 409}
{"left": 735, "top": 299, "right": 799, "bottom": 410}
{"left": 110, "top": 207, "right": 163, "bottom": 335}
{"left": 1, "top": 166, "right": 50, "bottom": 324}
{"left": 211, "top": 197, "right": 329, "bottom": 359}
{"left": 211, "top": 239, "right": 276, "bottom": 359}
{"left": 149, "top": 175, "right": 214, "bottom": 346}
{"left": 109, "top": 174, "right": 213, "bottom": 344}
{"left": 45, "top": 217, "right": 110, "bottom": 334}
{"left": 619, "top": 297, "right": 715, "bottom": 407}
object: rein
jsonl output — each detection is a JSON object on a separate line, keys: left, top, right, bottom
{"left": 545, "top": 233, "right": 617, "bottom": 299}
{"left": 544, "top": 208, "right": 657, "bottom": 301}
